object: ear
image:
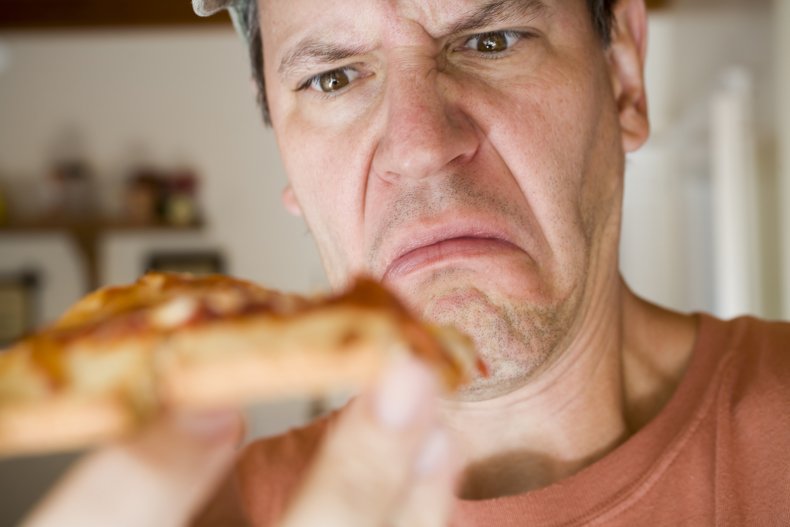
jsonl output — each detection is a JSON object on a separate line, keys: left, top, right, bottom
{"left": 281, "top": 184, "right": 303, "bottom": 216}
{"left": 607, "top": 0, "right": 650, "bottom": 153}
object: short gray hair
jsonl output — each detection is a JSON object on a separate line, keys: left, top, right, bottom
{"left": 193, "top": 0, "right": 617, "bottom": 126}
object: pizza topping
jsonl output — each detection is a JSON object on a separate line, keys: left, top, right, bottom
{"left": 152, "top": 296, "right": 199, "bottom": 329}
{"left": 204, "top": 289, "right": 245, "bottom": 314}
{"left": 24, "top": 338, "right": 69, "bottom": 389}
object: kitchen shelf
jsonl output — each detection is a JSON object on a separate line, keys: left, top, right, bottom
{"left": 0, "top": 219, "right": 203, "bottom": 289}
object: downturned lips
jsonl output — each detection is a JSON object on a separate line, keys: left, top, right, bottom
{"left": 381, "top": 234, "right": 524, "bottom": 283}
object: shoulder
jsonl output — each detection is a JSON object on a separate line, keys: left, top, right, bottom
{"left": 714, "top": 314, "right": 790, "bottom": 347}
{"left": 697, "top": 315, "right": 790, "bottom": 510}
{"left": 235, "top": 412, "right": 337, "bottom": 527}
{"left": 701, "top": 314, "right": 790, "bottom": 382}
{"left": 699, "top": 314, "right": 790, "bottom": 420}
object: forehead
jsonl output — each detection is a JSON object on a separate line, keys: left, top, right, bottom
{"left": 259, "top": 0, "right": 554, "bottom": 49}
{"left": 260, "top": 0, "right": 471, "bottom": 31}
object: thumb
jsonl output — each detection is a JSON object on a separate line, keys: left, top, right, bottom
{"left": 23, "top": 410, "right": 243, "bottom": 527}
{"left": 278, "top": 356, "right": 452, "bottom": 527}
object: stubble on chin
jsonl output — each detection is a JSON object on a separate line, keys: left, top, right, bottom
{"left": 417, "top": 281, "right": 574, "bottom": 401}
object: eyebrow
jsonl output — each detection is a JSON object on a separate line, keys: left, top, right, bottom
{"left": 279, "top": 41, "right": 370, "bottom": 76}
{"left": 443, "top": 0, "right": 549, "bottom": 35}
{"left": 278, "top": 0, "right": 549, "bottom": 77}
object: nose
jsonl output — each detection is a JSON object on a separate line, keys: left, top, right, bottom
{"left": 371, "top": 63, "right": 479, "bottom": 182}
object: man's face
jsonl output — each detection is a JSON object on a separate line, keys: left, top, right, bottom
{"left": 261, "top": 0, "right": 641, "bottom": 399}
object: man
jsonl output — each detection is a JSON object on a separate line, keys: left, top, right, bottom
{"left": 24, "top": 0, "right": 790, "bottom": 526}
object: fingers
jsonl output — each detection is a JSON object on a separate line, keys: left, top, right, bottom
{"left": 278, "top": 356, "right": 456, "bottom": 527}
{"left": 22, "top": 410, "right": 243, "bottom": 527}
{"left": 391, "top": 428, "right": 456, "bottom": 527}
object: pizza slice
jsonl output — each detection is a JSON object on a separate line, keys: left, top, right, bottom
{"left": 0, "top": 273, "right": 481, "bottom": 457}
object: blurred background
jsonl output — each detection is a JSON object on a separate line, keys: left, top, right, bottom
{"left": 0, "top": 0, "right": 788, "bottom": 523}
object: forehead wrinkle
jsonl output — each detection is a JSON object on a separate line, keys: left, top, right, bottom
{"left": 275, "top": 2, "right": 433, "bottom": 78}
{"left": 275, "top": 0, "right": 549, "bottom": 78}
{"left": 386, "top": 0, "right": 550, "bottom": 41}
{"left": 442, "top": 0, "right": 550, "bottom": 36}
{"left": 390, "top": 0, "right": 446, "bottom": 32}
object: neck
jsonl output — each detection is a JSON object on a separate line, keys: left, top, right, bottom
{"left": 440, "top": 277, "right": 697, "bottom": 500}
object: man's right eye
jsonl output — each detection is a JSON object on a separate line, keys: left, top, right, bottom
{"left": 299, "top": 67, "right": 360, "bottom": 94}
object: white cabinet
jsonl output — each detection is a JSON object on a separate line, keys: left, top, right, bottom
{"left": 621, "top": 1, "right": 783, "bottom": 318}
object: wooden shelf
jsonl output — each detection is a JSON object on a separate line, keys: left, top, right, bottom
{"left": 0, "top": 219, "right": 203, "bottom": 290}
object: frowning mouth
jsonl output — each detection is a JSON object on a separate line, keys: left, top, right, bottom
{"left": 382, "top": 235, "right": 523, "bottom": 283}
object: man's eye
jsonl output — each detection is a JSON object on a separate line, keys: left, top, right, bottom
{"left": 302, "top": 67, "right": 360, "bottom": 94}
{"left": 463, "top": 31, "right": 524, "bottom": 54}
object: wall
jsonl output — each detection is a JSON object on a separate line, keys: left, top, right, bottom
{"left": 0, "top": 28, "right": 326, "bottom": 299}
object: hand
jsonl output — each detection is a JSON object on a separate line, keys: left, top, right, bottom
{"left": 22, "top": 410, "right": 243, "bottom": 527}
{"left": 278, "top": 356, "right": 457, "bottom": 527}
{"left": 22, "top": 356, "right": 455, "bottom": 527}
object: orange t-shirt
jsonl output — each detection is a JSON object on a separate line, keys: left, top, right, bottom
{"left": 197, "top": 314, "right": 790, "bottom": 526}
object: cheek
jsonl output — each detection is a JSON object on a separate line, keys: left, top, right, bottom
{"left": 475, "top": 87, "right": 582, "bottom": 258}
{"left": 497, "top": 60, "right": 613, "bottom": 206}
{"left": 576, "top": 80, "right": 624, "bottom": 236}
{"left": 275, "top": 116, "right": 373, "bottom": 283}
{"left": 462, "top": 53, "right": 618, "bottom": 282}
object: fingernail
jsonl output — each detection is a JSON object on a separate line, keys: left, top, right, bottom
{"left": 415, "top": 427, "right": 449, "bottom": 476}
{"left": 374, "top": 356, "right": 435, "bottom": 429}
{"left": 175, "top": 410, "right": 239, "bottom": 441}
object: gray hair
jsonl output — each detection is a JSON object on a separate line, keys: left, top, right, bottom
{"left": 192, "top": 0, "right": 616, "bottom": 126}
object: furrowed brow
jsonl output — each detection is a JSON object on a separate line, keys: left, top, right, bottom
{"left": 277, "top": 0, "right": 548, "bottom": 77}
{"left": 443, "top": 0, "right": 549, "bottom": 36}
{"left": 278, "top": 40, "right": 369, "bottom": 76}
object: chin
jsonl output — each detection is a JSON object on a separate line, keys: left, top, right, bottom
{"left": 397, "top": 271, "right": 572, "bottom": 401}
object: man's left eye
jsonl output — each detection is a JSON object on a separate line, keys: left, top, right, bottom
{"left": 463, "top": 31, "right": 524, "bottom": 54}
